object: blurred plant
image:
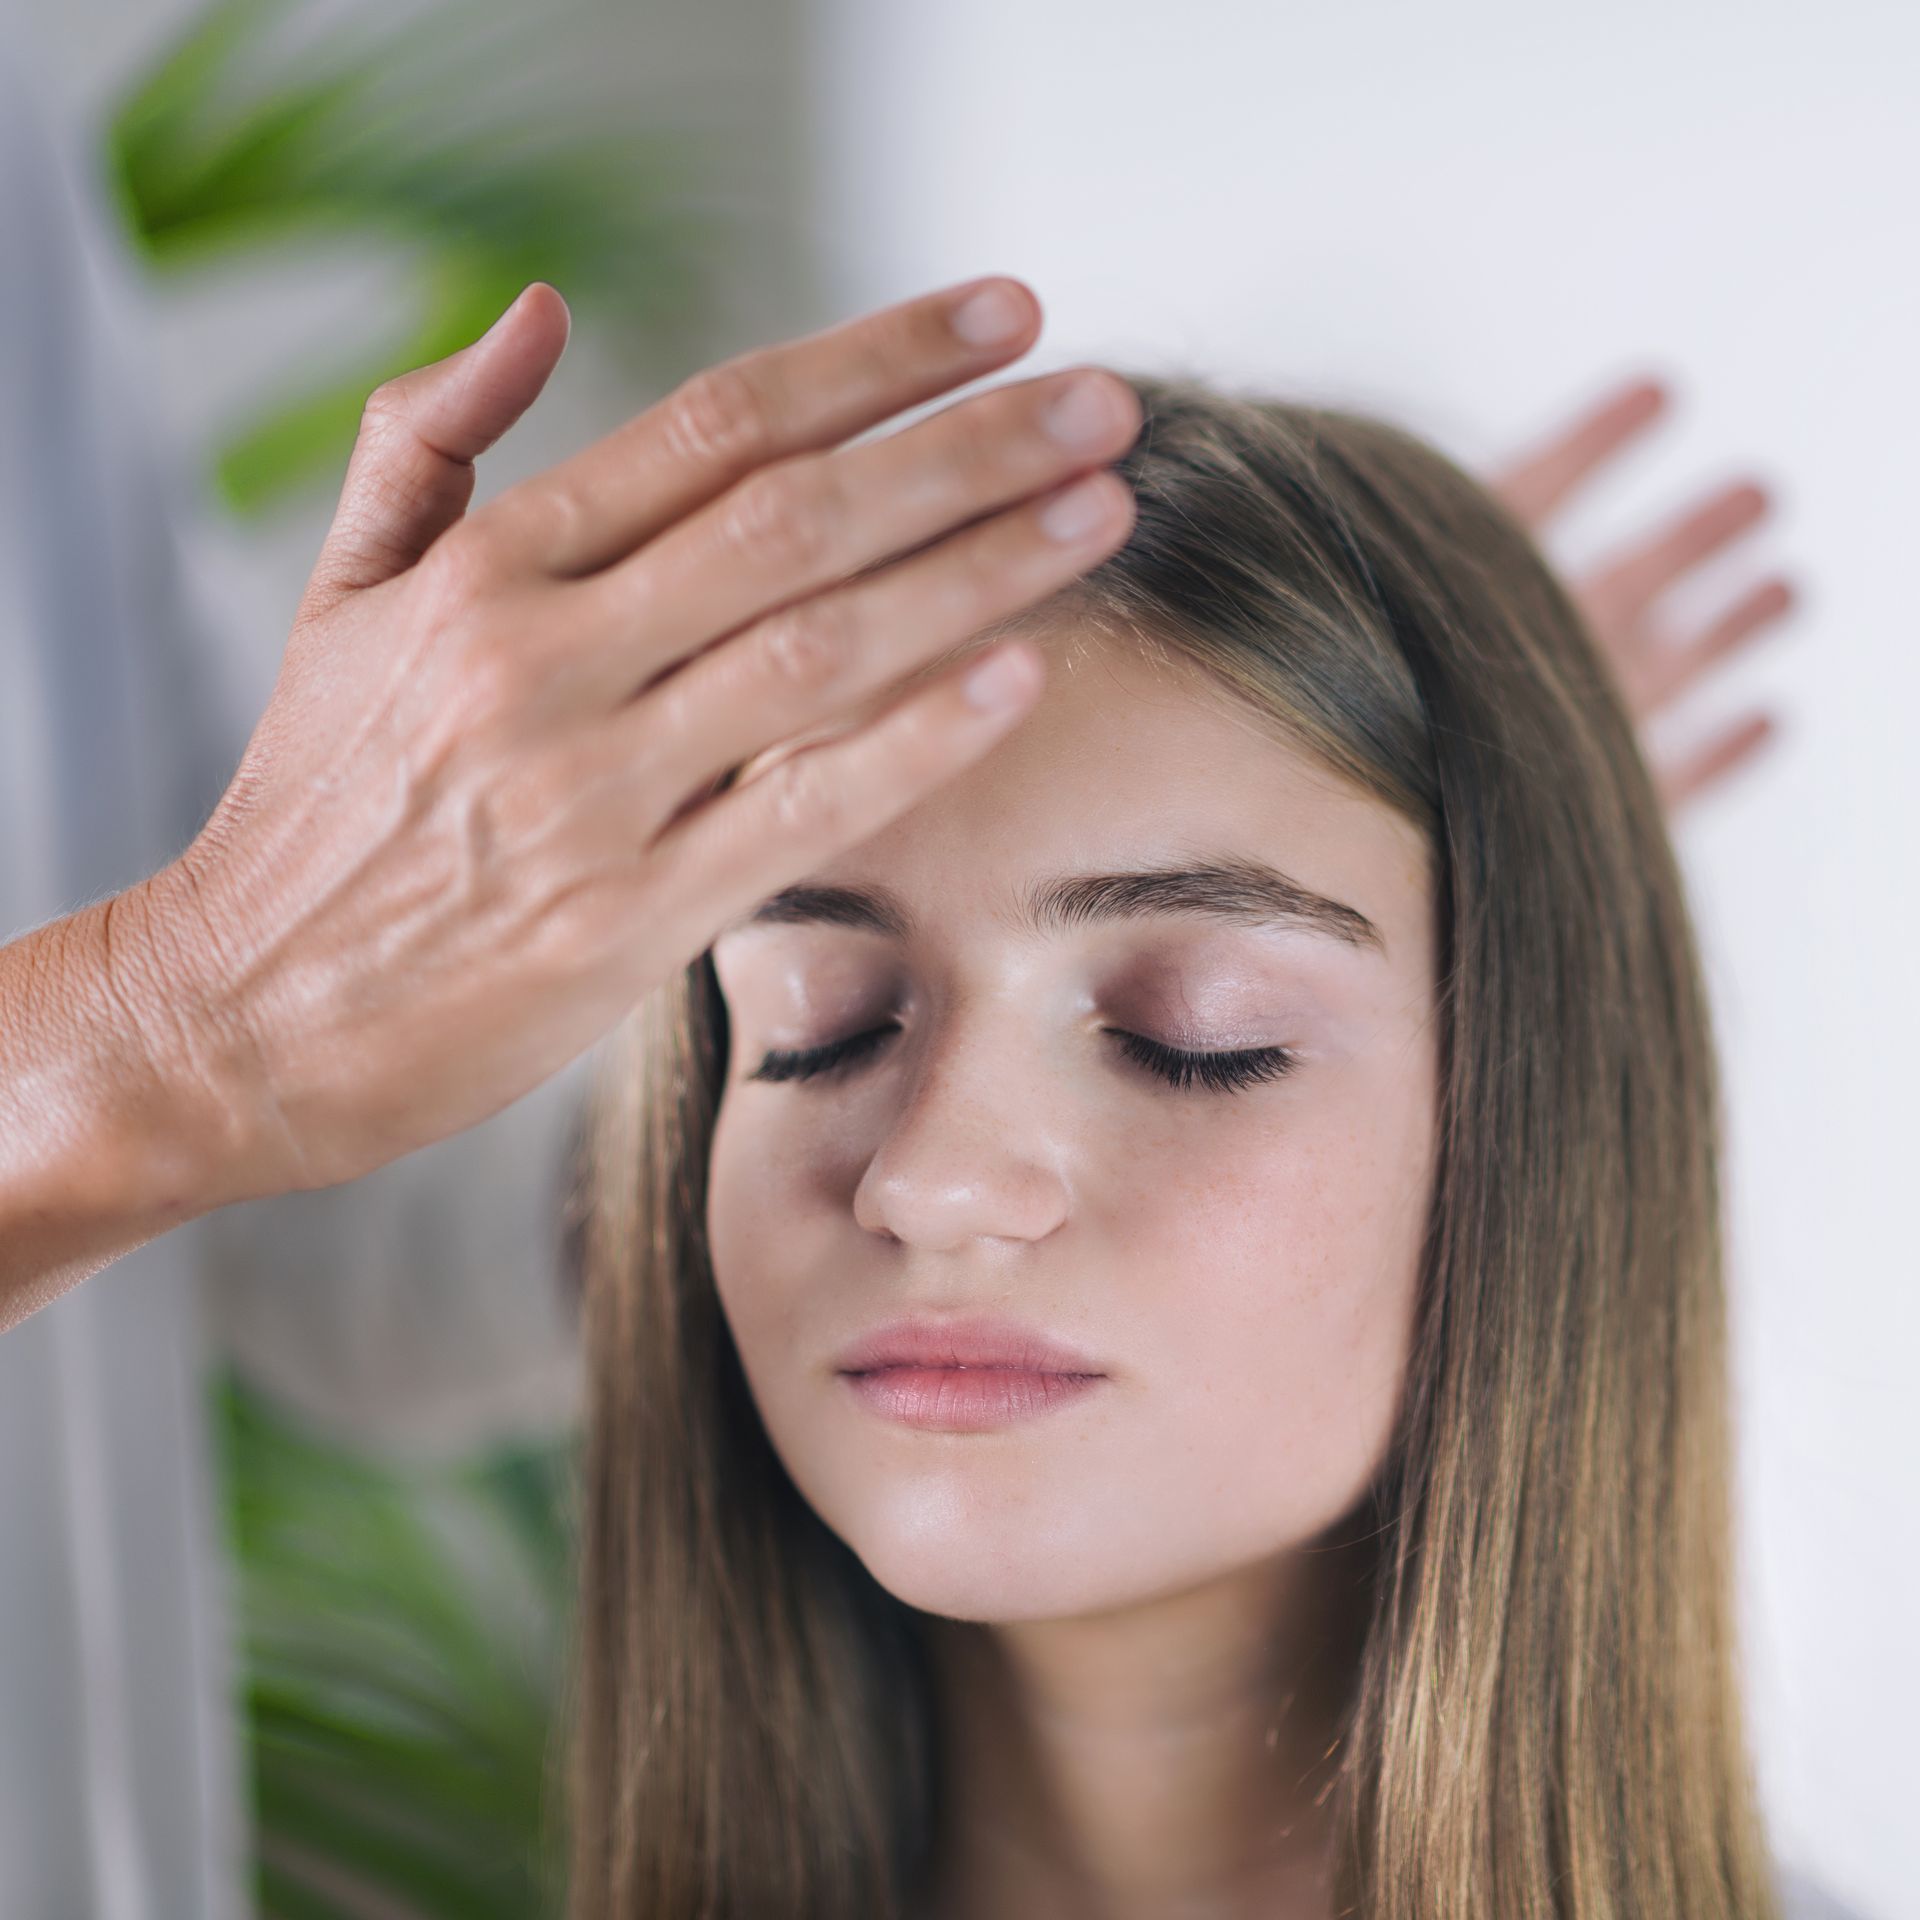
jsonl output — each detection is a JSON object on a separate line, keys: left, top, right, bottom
{"left": 217, "top": 1370, "right": 580, "bottom": 1920}
{"left": 102, "top": 0, "right": 726, "bottom": 516}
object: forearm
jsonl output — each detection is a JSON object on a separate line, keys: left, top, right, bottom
{"left": 0, "top": 883, "right": 256, "bottom": 1331}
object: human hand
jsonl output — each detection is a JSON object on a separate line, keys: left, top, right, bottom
{"left": 125, "top": 276, "right": 1141, "bottom": 1207}
{"left": 1488, "top": 377, "right": 1797, "bottom": 813}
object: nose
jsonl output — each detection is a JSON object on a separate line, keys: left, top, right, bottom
{"left": 850, "top": 1016, "right": 1072, "bottom": 1252}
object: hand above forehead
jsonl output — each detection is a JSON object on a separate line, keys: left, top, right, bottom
{"left": 127, "top": 277, "right": 1141, "bottom": 1210}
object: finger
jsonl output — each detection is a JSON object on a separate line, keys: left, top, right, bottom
{"left": 1487, "top": 376, "right": 1669, "bottom": 527}
{"left": 1654, "top": 711, "right": 1779, "bottom": 815}
{"left": 559, "top": 365, "right": 1141, "bottom": 712}
{"left": 302, "top": 283, "right": 572, "bottom": 621}
{"left": 636, "top": 634, "right": 1050, "bottom": 960}
{"left": 470, "top": 275, "right": 1045, "bottom": 580}
{"left": 1635, "top": 577, "right": 1798, "bottom": 716}
{"left": 589, "top": 465, "right": 1133, "bottom": 832}
{"left": 1582, "top": 479, "right": 1773, "bottom": 629}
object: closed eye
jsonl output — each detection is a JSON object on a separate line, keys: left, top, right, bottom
{"left": 748, "top": 1025, "right": 896, "bottom": 1085}
{"left": 1110, "top": 1029, "right": 1298, "bottom": 1093}
{"left": 745, "top": 1022, "right": 1298, "bottom": 1096}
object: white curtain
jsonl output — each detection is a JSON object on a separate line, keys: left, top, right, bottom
{"left": 0, "top": 14, "right": 584, "bottom": 1914}
{"left": 0, "top": 18, "right": 248, "bottom": 1913}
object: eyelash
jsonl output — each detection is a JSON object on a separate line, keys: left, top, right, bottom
{"left": 746, "top": 1022, "right": 1298, "bottom": 1096}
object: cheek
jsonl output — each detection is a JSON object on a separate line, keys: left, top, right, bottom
{"left": 705, "top": 1102, "right": 819, "bottom": 1355}
{"left": 1117, "top": 1057, "right": 1435, "bottom": 1533}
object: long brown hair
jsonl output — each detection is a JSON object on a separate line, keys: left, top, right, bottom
{"left": 559, "top": 371, "right": 1783, "bottom": 1919}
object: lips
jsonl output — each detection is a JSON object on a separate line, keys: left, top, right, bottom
{"left": 834, "top": 1312, "right": 1107, "bottom": 1379}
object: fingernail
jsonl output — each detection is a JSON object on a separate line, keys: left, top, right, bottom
{"left": 1045, "top": 373, "right": 1120, "bottom": 451}
{"left": 1040, "top": 472, "right": 1116, "bottom": 543}
{"left": 485, "top": 285, "right": 533, "bottom": 338}
{"left": 951, "top": 281, "right": 1028, "bottom": 346}
{"left": 964, "top": 643, "right": 1038, "bottom": 712}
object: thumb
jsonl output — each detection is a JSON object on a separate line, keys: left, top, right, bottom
{"left": 304, "top": 282, "right": 572, "bottom": 616}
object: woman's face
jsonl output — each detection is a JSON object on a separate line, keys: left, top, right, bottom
{"left": 704, "top": 628, "right": 1439, "bottom": 1624}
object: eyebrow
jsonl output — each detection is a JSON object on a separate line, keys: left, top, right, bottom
{"left": 717, "top": 855, "right": 1386, "bottom": 954}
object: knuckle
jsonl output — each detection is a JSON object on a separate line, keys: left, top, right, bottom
{"left": 723, "top": 462, "right": 834, "bottom": 575}
{"left": 532, "top": 877, "right": 610, "bottom": 971}
{"left": 767, "top": 746, "right": 846, "bottom": 841}
{"left": 455, "top": 626, "right": 533, "bottom": 726}
{"left": 753, "top": 593, "right": 854, "bottom": 695}
{"left": 417, "top": 521, "right": 492, "bottom": 599}
{"left": 664, "top": 359, "right": 774, "bottom": 467}
{"left": 525, "top": 476, "right": 592, "bottom": 561}
{"left": 643, "top": 663, "right": 698, "bottom": 757}
{"left": 359, "top": 374, "right": 414, "bottom": 434}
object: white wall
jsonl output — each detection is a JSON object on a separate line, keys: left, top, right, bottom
{"left": 805, "top": 2, "right": 1919, "bottom": 1912}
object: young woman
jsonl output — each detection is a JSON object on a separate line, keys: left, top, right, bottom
{"left": 560, "top": 370, "right": 1819, "bottom": 1920}
{"left": 0, "top": 268, "right": 1820, "bottom": 1916}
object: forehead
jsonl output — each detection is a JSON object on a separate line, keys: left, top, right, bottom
{"left": 725, "top": 625, "right": 1433, "bottom": 967}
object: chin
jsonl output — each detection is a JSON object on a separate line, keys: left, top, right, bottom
{"left": 821, "top": 1489, "right": 1172, "bottom": 1626}
{"left": 858, "top": 1547, "right": 1137, "bottom": 1626}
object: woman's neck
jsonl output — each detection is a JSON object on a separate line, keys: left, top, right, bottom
{"left": 914, "top": 1536, "right": 1373, "bottom": 1920}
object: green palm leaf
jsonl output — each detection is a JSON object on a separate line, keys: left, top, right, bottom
{"left": 103, "top": 0, "right": 727, "bottom": 513}
{"left": 217, "top": 1373, "right": 580, "bottom": 1919}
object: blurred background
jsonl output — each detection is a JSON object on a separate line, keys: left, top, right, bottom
{"left": 0, "top": 0, "right": 1913, "bottom": 1915}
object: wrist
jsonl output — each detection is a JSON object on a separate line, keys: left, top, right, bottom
{"left": 103, "top": 863, "right": 295, "bottom": 1215}
{"left": 56, "top": 884, "right": 254, "bottom": 1226}
{"left": 0, "top": 909, "right": 206, "bottom": 1324}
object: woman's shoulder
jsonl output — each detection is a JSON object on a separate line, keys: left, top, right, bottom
{"left": 1778, "top": 1863, "right": 1877, "bottom": 1920}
